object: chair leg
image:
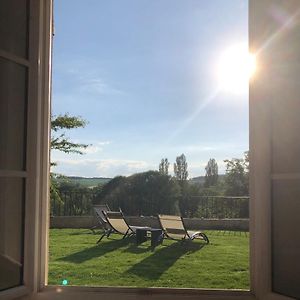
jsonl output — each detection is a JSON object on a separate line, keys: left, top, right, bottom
{"left": 97, "top": 232, "right": 106, "bottom": 243}
{"left": 122, "top": 229, "right": 130, "bottom": 239}
{"left": 90, "top": 225, "right": 98, "bottom": 234}
{"left": 107, "top": 229, "right": 112, "bottom": 238}
{"left": 200, "top": 233, "right": 209, "bottom": 244}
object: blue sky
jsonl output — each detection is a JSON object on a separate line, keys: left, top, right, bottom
{"left": 51, "top": 0, "right": 249, "bottom": 178}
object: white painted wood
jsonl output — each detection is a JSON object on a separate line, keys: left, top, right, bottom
{"left": 23, "top": 0, "right": 52, "bottom": 295}
{"left": 0, "top": 286, "right": 30, "bottom": 300}
{"left": 0, "top": 171, "right": 27, "bottom": 177}
{"left": 33, "top": 286, "right": 255, "bottom": 300}
{"left": 271, "top": 173, "right": 300, "bottom": 180}
{"left": 0, "top": 50, "right": 30, "bottom": 67}
{"left": 250, "top": 0, "right": 300, "bottom": 299}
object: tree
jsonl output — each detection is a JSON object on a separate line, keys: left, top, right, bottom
{"left": 174, "top": 154, "right": 188, "bottom": 182}
{"left": 204, "top": 158, "right": 218, "bottom": 187}
{"left": 50, "top": 113, "right": 89, "bottom": 210}
{"left": 159, "top": 158, "right": 169, "bottom": 175}
{"left": 94, "top": 171, "right": 180, "bottom": 216}
{"left": 173, "top": 154, "right": 189, "bottom": 216}
{"left": 51, "top": 113, "right": 88, "bottom": 157}
{"left": 224, "top": 151, "right": 249, "bottom": 196}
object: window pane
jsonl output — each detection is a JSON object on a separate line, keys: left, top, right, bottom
{"left": 0, "top": 177, "right": 25, "bottom": 291}
{"left": 0, "top": 57, "right": 27, "bottom": 171}
{"left": 0, "top": 0, "right": 28, "bottom": 58}
{"left": 49, "top": 0, "right": 250, "bottom": 290}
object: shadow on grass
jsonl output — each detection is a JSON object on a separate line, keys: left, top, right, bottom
{"left": 59, "top": 236, "right": 134, "bottom": 264}
{"left": 68, "top": 231, "right": 95, "bottom": 236}
{"left": 125, "top": 241, "right": 206, "bottom": 280}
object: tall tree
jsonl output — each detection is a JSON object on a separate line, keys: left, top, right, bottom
{"left": 174, "top": 154, "right": 189, "bottom": 216}
{"left": 159, "top": 158, "right": 169, "bottom": 175}
{"left": 224, "top": 151, "right": 249, "bottom": 196}
{"left": 204, "top": 158, "right": 218, "bottom": 187}
{"left": 174, "top": 154, "right": 188, "bottom": 182}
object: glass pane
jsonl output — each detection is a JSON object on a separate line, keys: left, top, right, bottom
{"left": 0, "top": 177, "right": 25, "bottom": 291}
{"left": 0, "top": 0, "right": 28, "bottom": 58}
{"left": 272, "top": 179, "right": 300, "bottom": 298}
{"left": 0, "top": 57, "right": 27, "bottom": 171}
{"left": 49, "top": 0, "right": 250, "bottom": 290}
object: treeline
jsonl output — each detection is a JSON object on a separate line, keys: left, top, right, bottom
{"left": 50, "top": 152, "right": 249, "bottom": 217}
{"left": 94, "top": 152, "right": 249, "bottom": 217}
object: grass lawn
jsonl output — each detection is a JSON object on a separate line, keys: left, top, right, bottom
{"left": 48, "top": 229, "right": 249, "bottom": 289}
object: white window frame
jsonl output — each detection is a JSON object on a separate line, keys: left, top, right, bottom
{"left": 1, "top": 0, "right": 298, "bottom": 299}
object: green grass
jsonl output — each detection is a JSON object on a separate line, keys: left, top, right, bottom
{"left": 48, "top": 229, "right": 249, "bottom": 289}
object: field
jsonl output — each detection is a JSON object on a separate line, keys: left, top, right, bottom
{"left": 57, "top": 176, "right": 111, "bottom": 188}
{"left": 48, "top": 229, "right": 249, "bottom": 289}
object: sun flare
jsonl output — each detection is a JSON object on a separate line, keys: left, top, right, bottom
{"left": 216, "top": 43, "right": 256, "bottom": 94}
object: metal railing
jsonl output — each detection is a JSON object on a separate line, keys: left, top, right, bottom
{"left": 195, "top": 196, "right": 249, "bottom": 219}
{"left": 50, "top": 191, "right": 96, "bottom": 216}
{"left": 51, "top": 191, "right": 249, "bottom": 219}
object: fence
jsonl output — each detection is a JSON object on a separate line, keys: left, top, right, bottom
{"left": 50, "top": 191, "right": 96, "bottom": 216}
{"left": 51, "top": 191, "right": 249, "bottom": 218}
{"left": 195, "top": 196, "right": 249, "bottom": 219}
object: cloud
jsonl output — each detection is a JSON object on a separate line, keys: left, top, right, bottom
{"left": 79, "top": 77, "right": 124, "bottom": 95}
{"left": 82, "top": 141, "right": 111, "bottom": 154}
{"left": 55, "top": 59, "right": 124, "bottom": 96}
{"left": 52, "top": 158, "right": 154, "bottom": 178}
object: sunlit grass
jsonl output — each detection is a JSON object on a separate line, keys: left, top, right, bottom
{"left": 48, "top": 229, "right": 249, "bottom": 289}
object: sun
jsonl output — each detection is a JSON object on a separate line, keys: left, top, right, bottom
{"left": 216, "top": 43, "right": 256, "bottom": 94}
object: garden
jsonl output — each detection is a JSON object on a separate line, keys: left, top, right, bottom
{"left": 48, "top": 229, "right": 249, "bottom": 289}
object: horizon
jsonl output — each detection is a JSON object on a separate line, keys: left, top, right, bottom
{"left": 51, "top": 0, "right": 249, "bottom": 178}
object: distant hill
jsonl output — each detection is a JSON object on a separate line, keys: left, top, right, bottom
{"left": 189, "top": 174, "right": 225, "bottom": 185}
{"left": 58, "top": 176, "right": 111, "bottom": 188}
{"left": 57, "top": 174, "right": 225, "bottom": 188}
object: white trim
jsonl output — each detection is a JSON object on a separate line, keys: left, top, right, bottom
{"left": 22, "top": 0, "right": 52, "bottom": 295}
{"left": 0, "top": 171, "right": 27, "bottom": 178}
{"left": 0, "top": 50, "right": 30, "bottom": 67}
{"left": 36, "top": 286, "right": 255, "bottom": 300}
{"left": 265, "top": 293, "right": 295, "bottom": 300}
{"left": 0, "top": 286, "right": 30, "bottom": 300}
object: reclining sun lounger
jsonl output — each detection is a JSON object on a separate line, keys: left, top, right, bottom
{"left": 157, "top": 214, "right": 209, "bottom": 243}
{"left": 97, "top": 209, "right": 150, "bottom": 243}
{"left": 90, "top": 204, "right": 110, "bottom": 234}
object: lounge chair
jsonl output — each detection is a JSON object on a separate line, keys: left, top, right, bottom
{"left": 90, "top": 204, "right": 111, "bottom": 234}
{"left": 157, "top": 214, "right": 209, "bottom": 243}
{"left": 97, "top": 209, "right": 150, "bottom": 243}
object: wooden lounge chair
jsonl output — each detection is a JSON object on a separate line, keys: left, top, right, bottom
{"left": 90, "top": 204, "right": 110, "bottom": 234}
{"left": 97, "top": 209, "right": 149, "bottom": 243}
{"left": 157, "top": 214, "right": 209, "bottom": 243}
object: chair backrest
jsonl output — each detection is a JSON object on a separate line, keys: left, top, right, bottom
{"left": 104, "top": 211, "right": 130, "bottom": 235}
{"left": 157, "top": 214, "right": 186, "bottom": 239}
{"left": 93, "top": 204, "right": 110, "bottom": 225}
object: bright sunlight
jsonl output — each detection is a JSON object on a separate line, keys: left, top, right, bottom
{"left": 216, "top": 43, "right": 256, "bottom": 94}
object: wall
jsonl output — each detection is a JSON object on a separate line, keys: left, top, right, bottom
{"left": 50, "top": 216, "right": 249, "bottom": 231}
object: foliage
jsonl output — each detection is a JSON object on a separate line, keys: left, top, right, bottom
{"left": 95, "top": 171, "right": 180, "bottom": 216}
{"left": 158, "top": 158, "right": 169, "bottom": 175}
{"left": 204, "top": 158, "right": 218, "bottom": 187}
{"left": 49, "top": 229, "right": 249, "bottom": 289}
{"left": 51, "top": 113, "right": 88, "bottom": 156}
{"left": 50, "top": 178, "right": 94, "bottom": 216}
{"left": 50, "top": 113, "right": 89, "bottom": 213}
{"left": 224, "top": 151, "right": 249, "bottom": 196}
{"left": 173, "top": 154, "right": 189, "bottom": 216}
{"left": 173, "top": 153, "right": 188, "bottom": 182}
